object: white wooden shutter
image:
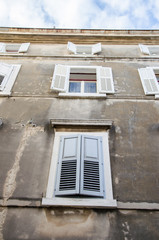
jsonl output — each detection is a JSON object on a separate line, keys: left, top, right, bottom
{"left": 55, "top": 135, "right": 81, "bottom": 196}
{"left": 67, "top": 41, "right": 77, "bottom": 54}
{"left": 80, "top": 135, "right": 104, "bottom": 197}
{"left": 138, "top": 68, "right": 159, "bottom": 95}
{"left": 97, "top": 67, "right": 114, "bottom": 93}
{"left": 51, "top": 64, "right": 70, "bottom": 92}
{"left": 0, "top": 43, "right": 5, "bottom": 53}
{"left": 18, "top": 43, "right": 30, "bottom": 53}
{"left": 92, "top": 43, "right": 101, "bottom": 54}
{"left": 139, "top": 44, "right": 150, "bottom": 55}
{"left": 0, "top": 63, "right": 13, "bottom": 90}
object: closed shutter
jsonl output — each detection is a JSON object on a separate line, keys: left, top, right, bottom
{"left": 19, "top": 43, "right": 30, "bottom": 53}
{"left": 97, "top": 67, "right": 114, "bottom": 93}
{"left": 139, "top": 44, "right": 150, "bottom": 55}
{"left": 51, "top": 64, "right": 70, "bottom": 92}
{"left": 92, "top": 43, "right": 101, "bottom": 54}
{"left": 0, "top": 43, "right": 5, "bottom": 53}
{"left": 138, "top": 68, "right": 159, "bottom": 95}
{"left": 0, "top": 63, "right": 13, "bottom": 90}
{"left": 80, "top": 135, "right": 104, "bottom": 197}
{"left": 67, "top": 42, "right": 77, "bottom": 54}
{"left": 55, "top": 135, "right": 81, "bottom": 196}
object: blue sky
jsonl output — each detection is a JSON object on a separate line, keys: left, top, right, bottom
{"left": 0, "top": 0, "right": 159, "bottom": 29}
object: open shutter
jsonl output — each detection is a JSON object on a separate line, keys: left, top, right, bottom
{"left": 55, "top": 135, "right": 81, "bottom": 196}
{"left": 67, "top": 42, "right": 77, "bottom": 54}
{"left": 0, "top": 43, "right": 5, "bottom": 53}
{"left": 97, "top": 67, "right": 114, "bottom": 93}
{"left": 92, "top": 43, "right": 101, "bottom": 54}
{"left": 18, "top": 43, "right": 30, "bottom": 53}
{"left": 138, "top": 68, "right": 159, "bottom": 95}
{"left": 139, "top": 44, "right": 150, "bottom": 55}
{"left": 80, "top": 135, "right": 104, "bottom": 197}
{"left": 0, "top": 63, "right": 13, "bottom": 91}
{"left": 51, "top": 64, "right": 70, "bottom": 92}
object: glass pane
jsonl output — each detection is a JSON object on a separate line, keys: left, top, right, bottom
{"left": 84, "top": 82, "right": 96, "bottom": 93}
{"left": 0, "top": 75, "right": 4, "bottom": 85}
{"left": 69, "top": 82, "right": 81, "bottom": 93}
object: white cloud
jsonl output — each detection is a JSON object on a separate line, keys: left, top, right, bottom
{"left": 0, "top": 0, "right": 159, "bottom": 29}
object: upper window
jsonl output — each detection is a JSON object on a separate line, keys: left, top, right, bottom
{"left": 42, "top": 120, "right": 116, "bottom": 208}
{"left": 51, "top": 65, "right": 114, "bottom": 97}
{"left": 0, "top": 42, "right": 30, "bottom": 53}
{"left": 139, "top": 44, "right": 159, "bottom": 56}
{"left": 0, "top": 62, "right": 21, "bottom": 96}
{"left": 138, "top": 67, "right": 159, "bottom": 99}
{"left": 67, "top": 42, "right": 101, "bottom": 55}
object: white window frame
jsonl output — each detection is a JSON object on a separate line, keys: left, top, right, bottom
{"left": 0, "top": 42, "right": 30, "bottom": 53}
{"left": 51, "top": 65, "right": 114, "bottom": 98}
{"left": 0, "top": 63, "right": 21, "bottom": 96}
{"left": 42, "top": 130, "right": 117, "bottom": 208}
{"left": 139, "top": 44, "right": 159, "bottom": 56}
{"left": 138, "top": 66, "right": 159, "bottom": 99}
{"left": 67, "top": 42, "right": 101, "bottom": 55}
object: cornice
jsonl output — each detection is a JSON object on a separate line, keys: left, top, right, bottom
{"left": 0, "top": 28, "right": 159, "bottom": 44}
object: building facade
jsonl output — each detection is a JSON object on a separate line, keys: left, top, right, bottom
{"left": 0, "top": 28, "right": 159, "bottom": 239}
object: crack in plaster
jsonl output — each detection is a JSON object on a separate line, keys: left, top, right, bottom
{"left": 0, "top": 125, "right": 43, "bottom": 240}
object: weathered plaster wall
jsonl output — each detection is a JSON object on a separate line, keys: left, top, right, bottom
{"left": 1, "top": 207, "right": 159, "bottom": 240}
{"left": 0, "top": 32, "right": 159, "bottom": 239}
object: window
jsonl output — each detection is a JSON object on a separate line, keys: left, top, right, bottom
{"left": 138, "top": 67, "right": 159, "bottom": 99}
{"left": 51, "top": 65, "right": 114, "bottom": 97}
{"left": 0, "top": 62, "right": 21, "bottom": 96}
{"left": 0, "top": 42, "right": 30, "bottom": 53}
{"left": 67, "top": 42, "right": 101, "bottom": 55}
{"left": 42, "top": 119, "right": 117, "bottom": 208}
{"left": 139, "top": 44, "right": 159, "bottom": 56}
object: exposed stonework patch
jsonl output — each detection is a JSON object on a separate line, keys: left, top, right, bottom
{"left": 0, "top": 125, "right": 44, "bottom": 239}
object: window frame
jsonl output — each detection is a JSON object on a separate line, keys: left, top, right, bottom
{"left": 138, "top": 66, "right": 159, "bottom": 99}
{"left": 67, "top": 41, "right": 101, "bottom": 55}
{"left": 139, "top": 44, "right": 159, "bottom": 56}
{"left": 0, "top": 63, "right": 21, "bottom": 96}
{"left": 42, "top": 127, "right": 117, "bottom": 208}
{"left": 0, "top": 42, "right": 30, "bottom": 53}
{"left": 51, "top": 65, "right": 115, "bottom": 98}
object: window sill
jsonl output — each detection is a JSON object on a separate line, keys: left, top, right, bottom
{"left": 59, "top": 93, "right": 107, "bottom": 98}
{"left": 42, "top": 197, "right": 117, "bottom": 208}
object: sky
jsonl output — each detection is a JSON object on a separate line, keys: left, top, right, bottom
{"left": 0, "top": 0, "right": 159, "bottom": 29}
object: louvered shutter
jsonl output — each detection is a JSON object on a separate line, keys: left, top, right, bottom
{"left": 139, "top": 44, "right": 150, "bottom": 55}
{"left": 138, "top": 68, "right": 159, "bottom": 95}
{"left": 80, "top": 135, "right": 104, "bottom": 197}
{"left": 0, "top": 63, "right": 13, "bottom": 90}
{"left": 0, "top": 43, "right": 5, "bottom": 53}
{"left": 67, "top": 42, "right": 77, "bottom": 54}
{"left": 51, "top": 64, "right": 70, "bottom": 92}
{"left": 97, "top": 67, "right": 114, "bottom": 93}
{"left": 55, "top": 135, "right": 81, "bottom": 196}
{"left": 19, "top": 43, "right": 30, "bottom": 53}
{"left": 92, "top": 43, "right": 101, "bottom": 54}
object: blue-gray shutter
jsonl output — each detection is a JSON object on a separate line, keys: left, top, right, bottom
{"left": 80, "top": 135, "right": 104, "bottom": 197}
{"left": 55, "top": 135, "right": 81, "bottom": 196}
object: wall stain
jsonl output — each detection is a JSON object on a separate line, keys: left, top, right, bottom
{"left": 0, "top": 125, "right": 44, "bottom": 240}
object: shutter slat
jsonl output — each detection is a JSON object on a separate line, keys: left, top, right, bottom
{"left": 55, "top": 135, "right": 81, "bottom": 196}
{"left": 0, "top": 43, "right": 5, "bottom": 52}
{"left": 0, "top": 63, "right": 13, "bottom": 91}
{"left": 67, "top": 42, "right": 77, "bottom": 54}
{"left": 51, "top": 64, "right": 70, "bottom": 92}
{"left": 139, "top": 44, "right": 150, "bottom": 55}
{"left": 92, "top": 43, "right": 101, "bottom": 54}
{"left": 97, "top": 67, "right": 114, "bottom": 93}
{"left": 80, "top": 135, "right": 104, "bottom": 197}
{"left": 18, "top": 43, "right": 30, "bottom": 53}
{"left": 138, "top": 68, "right": 159, "bottom": 95}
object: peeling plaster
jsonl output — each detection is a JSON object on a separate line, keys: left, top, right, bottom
{"left": 0, "top": 125, "right": 44, "bottom": 239}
